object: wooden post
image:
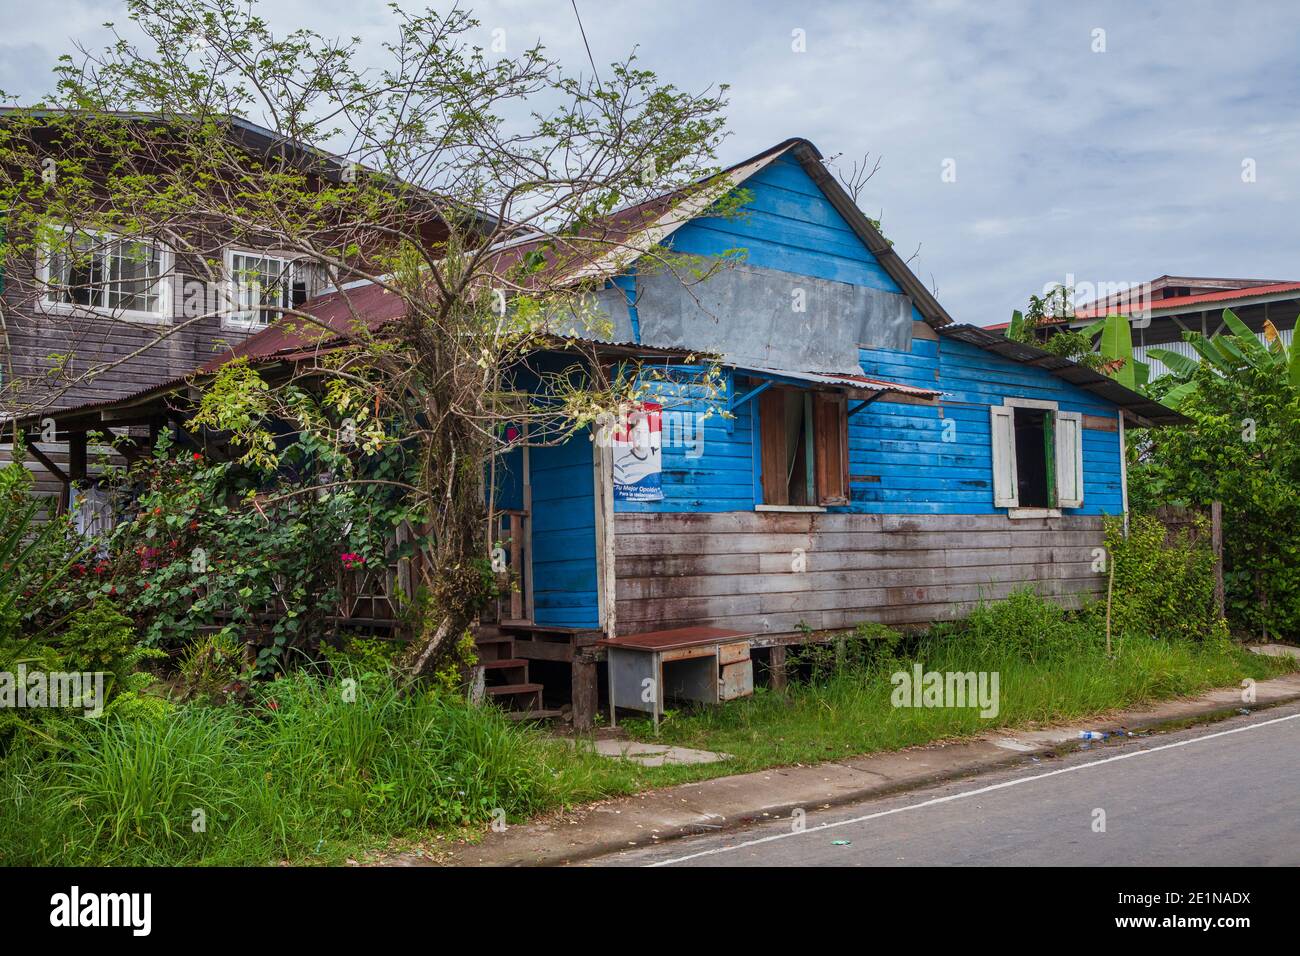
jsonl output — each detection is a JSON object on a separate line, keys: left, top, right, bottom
{"left": 508, "top": 513, "right": 523, "bottom": 621}
{"left": 571, "top": 649, "right": 598, "bottom": 733}
{"left": 768, "top": 644, "right": 788, "bottom": 693}
{"left": 1211, "top": 500, "right": 1225, "bottom": 620}
{"left": 68, "top": 431, "right": 87, "bottom": 482}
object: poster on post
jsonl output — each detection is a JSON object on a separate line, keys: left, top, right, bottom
{"left": 611, "top": 402, "right": 663, "bottom": 502}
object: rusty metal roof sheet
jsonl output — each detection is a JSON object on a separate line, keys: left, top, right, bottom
{"left": 733, "top": 364, "right": 939, "bottom": 398}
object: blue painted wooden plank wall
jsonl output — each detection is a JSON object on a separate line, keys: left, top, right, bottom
{"left": 614, "top": 339, "right": 1123, "bottom": 517}
{"left": 609, "top": 150, "right": 1125, "bottom": 519}
{"left": 853, "top": 339, "right": 1122, "bottom": 516}
{"left": 663, "top": 153, "right": 927, "bottom": 324}
{"left": 616, "top": 367, "right": 756, "bottom": 514}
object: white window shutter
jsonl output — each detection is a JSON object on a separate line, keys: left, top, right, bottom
{"left": 990, "top": 406, "right": 1019, "bottom": 508}
{"left": 1055, "top": 412, "right": 1084, "bottom": 508}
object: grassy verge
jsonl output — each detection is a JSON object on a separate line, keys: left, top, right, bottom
{"left": 2, "top": 594, "right": 1295, "bottom": 865}
{"left": 0, "top": 672, "right": 644, "bottom": 866}
{"left": 617, "top": 627, "right": 1293, "bottom": 777}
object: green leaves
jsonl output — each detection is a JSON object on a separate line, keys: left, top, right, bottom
{"left": 1145, "top": 347, "right": 1199, "bottom": 379}
{"left": 1006, "top": 309, "right": 1026, "bottom": 341}
{"left": 1098, "top": 313, "right": 1136, "bottom": 389}
{"left": 1129, "top": 317, "right": 1300, "bottom": 639}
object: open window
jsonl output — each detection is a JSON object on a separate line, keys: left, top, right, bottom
{"left": 758, "top": 388, "right": 848, "bottom": 507}
{"left": 990, "top": 403, "right": 1083, "bottom": 511}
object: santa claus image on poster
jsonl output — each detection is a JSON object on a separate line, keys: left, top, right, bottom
{"left": 611, "top": 402, "right": 663, "bottom": 501}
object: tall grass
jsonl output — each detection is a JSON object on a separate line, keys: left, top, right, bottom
{"left": 629, "top": 591, "right": 1296, "bottom": 771}
{"left": 4, "top": 591, "right": 1294, "bottom": 865}
{"left": 0, "top": 671, "right": 635, "bottom": 866}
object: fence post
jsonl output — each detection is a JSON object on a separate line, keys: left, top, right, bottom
{"left": 1210, "top": 500, "right": 1225, "bottom": 619}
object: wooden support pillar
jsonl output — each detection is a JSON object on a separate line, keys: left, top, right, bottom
{"left": 768, "top": 644, "right": 788, "bottom": 692}
{"left": 68, "top": 431, "right": 87, "bottom": 483}
{"left": 1211, "top": 500, "right": 1225, "bottom": 619}
{"left": 571, "top": 649, "right": 598, "bottom": 733}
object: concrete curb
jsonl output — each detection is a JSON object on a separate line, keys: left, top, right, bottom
{"left": 423, "top": 673, "right": 1300, "bottom": 867}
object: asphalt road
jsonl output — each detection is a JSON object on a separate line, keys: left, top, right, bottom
{"left": 593, "top": 701, "right": 1300, "bottom": 867}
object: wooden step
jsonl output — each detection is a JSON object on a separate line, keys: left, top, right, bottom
{"left": 485, "top": 682, "right": 544, "bottom": 698}
{"left": 474, "top": 634, "right": 515, "bottom": 662}
{"left": 505, "top": 708, "right": 563, "bottom": 721}
{"left": 482, "top": 658, "right": 529, "bottom": 671}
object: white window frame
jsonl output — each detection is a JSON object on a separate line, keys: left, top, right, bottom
{"left": 39, "top": 227, "right": 174, "bottom": 325}
{"left": 222, "top": 248, "right": 299, "bottom": 331}
{"left": 991, "top": 397, "right": 1085, "bottom": 518}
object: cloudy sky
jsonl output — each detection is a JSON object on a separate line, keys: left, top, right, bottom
{"left": 2, "top": 0, "right": 1297, "bottom": 325}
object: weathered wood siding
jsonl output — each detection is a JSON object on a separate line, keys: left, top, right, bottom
{"left": 614, "top": 511, "right": 1107, "bottom": 636}
{"left": 0, "top": 242, "right": 261, "bottom": 495}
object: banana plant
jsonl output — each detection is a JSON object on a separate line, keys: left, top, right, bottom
{"left": 1086, "top": 313, "right": 1150, "bottom": 390}
{"left": 1145, "top": 308, "right": 1300, "bottom": 408}
{"left": 1003, "top": 305, "right": 1150, "bottom": 388}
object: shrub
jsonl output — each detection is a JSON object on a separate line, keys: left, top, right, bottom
{"left": 1103, "top": 514, "right": 1225, "bottom": 642}
{"left": 178, "top": 631, "right": 246, "bottom": 700}
{"left": 320, "top": 633, "right": 403, "bottom": 677}
{"left": 1131, "top": 341, "right": 1300, "bottom": 640}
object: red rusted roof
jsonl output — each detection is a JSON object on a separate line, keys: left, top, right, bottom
{"left": 987, "top": 280, "right": 1300, "bottom": 328}
{"left": 199, "top": 281, "right": 409, "bottom": 372}
{"left": 1069, "top": 280, "right": 1300, "bottom": 318}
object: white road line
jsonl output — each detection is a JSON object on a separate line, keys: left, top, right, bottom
{"left": 646, "top": 710, "right": 1300, "bottom": 867}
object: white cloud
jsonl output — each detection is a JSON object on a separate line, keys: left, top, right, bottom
{"left": 3, "top": 0, "right": 1297, "bottom": 326}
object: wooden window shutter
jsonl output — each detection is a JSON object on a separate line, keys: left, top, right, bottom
{"left": 758, "top": 389, "right": 789, "bottom": 505}
{"left": 814, "top": 393, "right": 849, "bottom": 506}
{"left": 990, "top": 406, "right": 1019, "bottom": 508}
{"left": 1054, "top": 411, "right": 1084, "bottom": 508}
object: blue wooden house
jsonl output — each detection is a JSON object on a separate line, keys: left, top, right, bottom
{"left": 489, "top": 139, "right": 1181, "bottom": 650}
{"left": 18, "top": 137, "right": 1182, "bottom": 722}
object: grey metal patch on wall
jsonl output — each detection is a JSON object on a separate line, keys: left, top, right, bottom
{"left": 632, "top": 263, "right": 913, "bottom": 373}
{"left": 547, "top": 286, "right": 636, "bottom": 344}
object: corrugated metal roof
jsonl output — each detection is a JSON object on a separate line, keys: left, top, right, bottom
{"left": 987, "top": 280, "right": 1300, "bottom": 329}
{"left": 939, "top": 324, "right": 1187, "bottom": 427}
{"left": 733, "top": 365, "right": 939, "bottom": 397}
{"left": 1070, "top": 281, "right": 1300, "bottom": 318}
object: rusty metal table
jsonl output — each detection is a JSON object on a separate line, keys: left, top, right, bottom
{"left": 596, "top": 626, "right": 755, "bottom": 732}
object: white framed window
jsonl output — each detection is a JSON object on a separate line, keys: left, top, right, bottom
{"left": 990, "top": 398, "right": 1084, "bottom": 515}
{"left": 41, "top": 228, "right": 174, "bottom": 323}
{"left": 223, "top": 249, "right": 298, "bottom": 330}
